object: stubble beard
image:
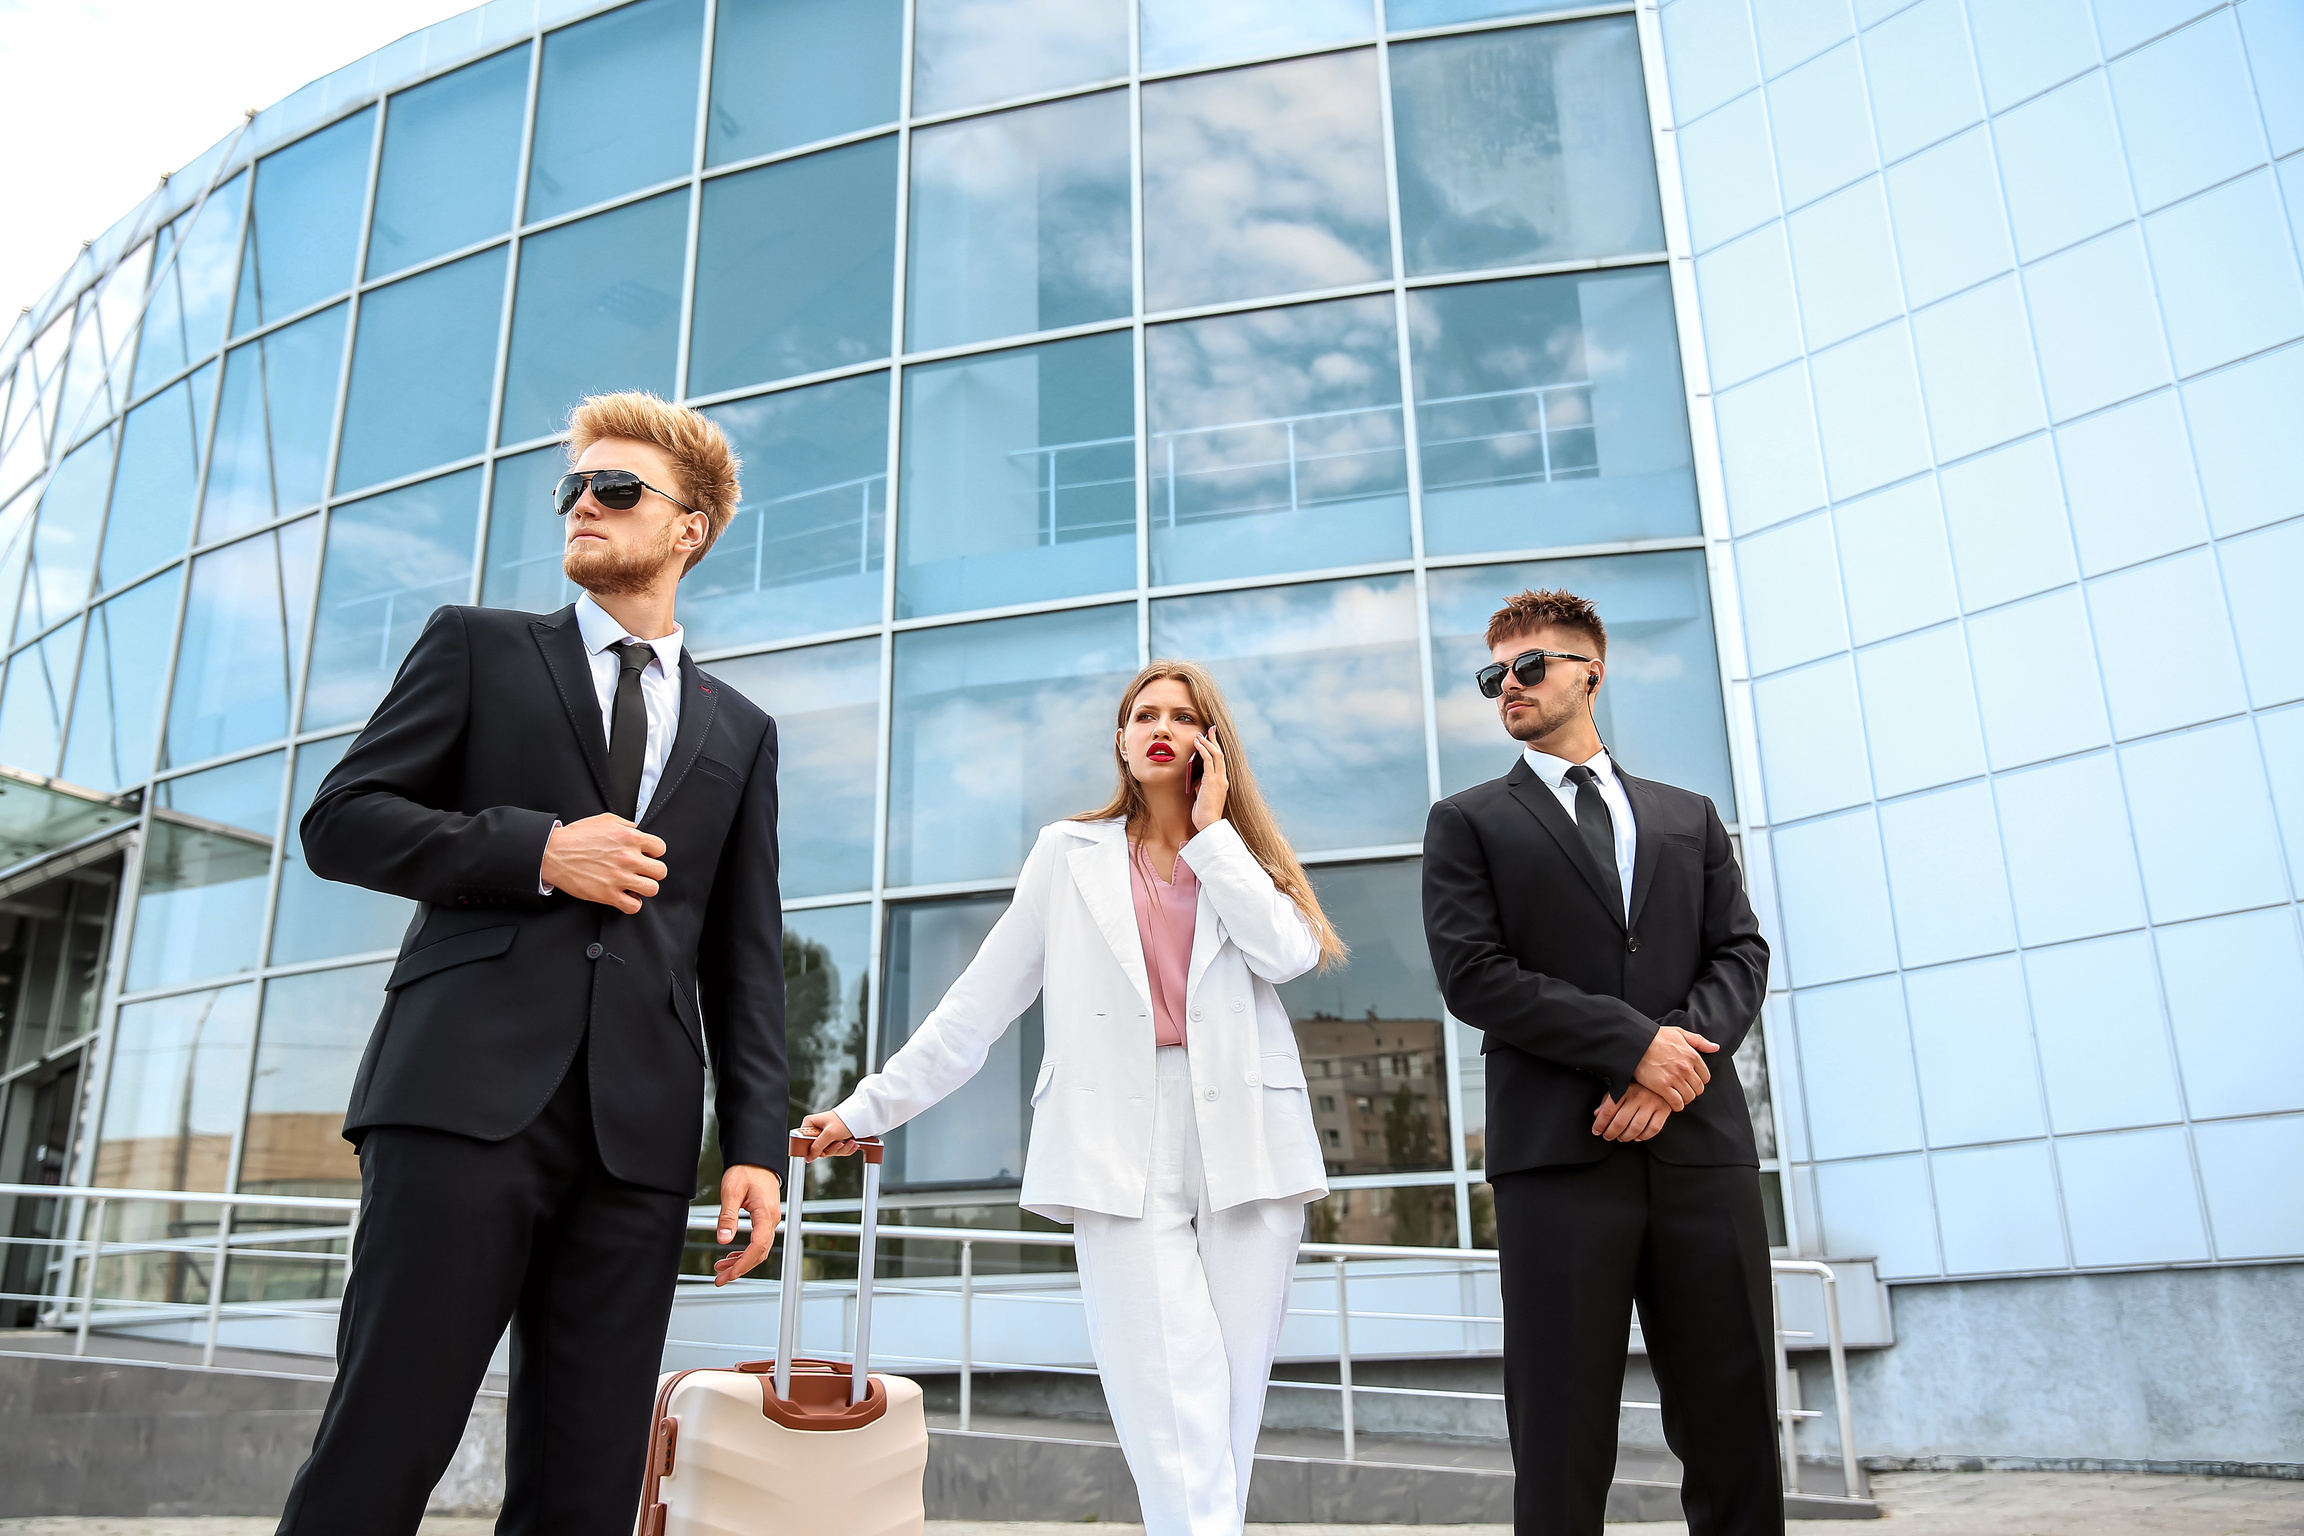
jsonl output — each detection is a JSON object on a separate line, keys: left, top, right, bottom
{"left": 1501, "top": 690, "right": 1581, "bottom": 746}
{"left": 563, "top": 520, "right": 682, "bottom": 597}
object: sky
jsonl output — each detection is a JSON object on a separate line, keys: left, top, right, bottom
{"left": 1, "top": 0, "right": 478, "bottom": 323}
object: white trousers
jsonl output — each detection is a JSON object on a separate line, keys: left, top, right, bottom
{"left": 1072, "top": 1046, "right": 1304, "bottom": 1536}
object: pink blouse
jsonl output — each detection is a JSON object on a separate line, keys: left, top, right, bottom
{"left": 1129, "top": 843, "right": 1200, "bottom": 1047}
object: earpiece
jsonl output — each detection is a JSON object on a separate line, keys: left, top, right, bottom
{"left": 1586, "top": 674, "right": 1599, "bottom": 692}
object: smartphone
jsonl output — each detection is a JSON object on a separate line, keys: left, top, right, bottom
{"left": 1190, "top": 732, "right": 1213, "bottom": 789}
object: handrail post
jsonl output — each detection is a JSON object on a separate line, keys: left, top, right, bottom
{"left": 1771, "top": 1270, "right": 1798, "bottom": 1494}
{"left": 1821, "top": 1267, "right": 1859, "bottom": 1499}
{"left": 75, "top": 1198, "right": 104, "bottom": 1357}
{"left": 201, "top": 1200, "right": 234, "bottom": 1367}
{"left": 1333, "top": 1254, "right": 1354, "bottom": 1463}
{"left": 959, "top": 1239, "right": 974, "bottom": 1432}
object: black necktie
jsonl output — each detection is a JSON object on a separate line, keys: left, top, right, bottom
{"left": 1564, "top": 763, "right": 1623, "bottom": 919}
{"left": 608, "top": 641, "right": 655, "bottom": 820}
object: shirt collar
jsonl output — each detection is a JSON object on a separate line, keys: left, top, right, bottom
{"left": 574, "top": 591, "right": 683, "bottom": 672}
{"left": 1523, "top": 744, "right": 1614, "bottom": 791}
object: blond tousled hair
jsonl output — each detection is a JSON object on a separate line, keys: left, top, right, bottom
{"left": 1074, "top": 661, "right": 1347, "bottom": 969}
{"left": 565, "top": 391, "right": 742, "bottom": 571}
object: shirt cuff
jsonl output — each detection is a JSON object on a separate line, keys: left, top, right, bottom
{"left": 538, "top": 820, "right": 561, "bottom": 896}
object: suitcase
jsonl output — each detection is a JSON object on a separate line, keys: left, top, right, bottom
{"left": 637, "top": 1132, "right": 927, "bottom": 1536}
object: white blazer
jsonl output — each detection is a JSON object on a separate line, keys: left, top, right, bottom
{"left": 831, "top": 816, "right": 1330, "bottom": 1224}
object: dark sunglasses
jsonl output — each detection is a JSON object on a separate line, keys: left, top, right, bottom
{"left": 553, "top": 469, "right": 699, "bottom": 516}
{"left": 1476, "top": 648, "right": 1593, "bottom": 698}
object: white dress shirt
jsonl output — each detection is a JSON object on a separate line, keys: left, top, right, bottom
{"left": 1524, "top": 745, "right": 1637, "bottom": 923}
{"left": 573, "top": 591, "right": 684, "bottom": 818}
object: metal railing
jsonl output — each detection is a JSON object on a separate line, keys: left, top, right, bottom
{"left": 0, "top": 1181, "right": 1861, "bottom": 1502}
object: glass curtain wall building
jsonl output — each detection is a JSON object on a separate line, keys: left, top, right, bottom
{"left": 0, "top": 0, "right": 1767, "bottom": 1277}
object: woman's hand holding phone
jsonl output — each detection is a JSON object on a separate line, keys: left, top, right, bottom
{"left": 1190, "top": 731, "right": 1229, "bottom": 832}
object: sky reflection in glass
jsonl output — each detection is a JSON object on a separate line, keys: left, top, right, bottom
{"left": 17, "top": 434, "right": 113, "bottom": 642}
{"left": 127, "top": 752, "right": 283, "bottom": 991}
{"left": 61, "top": 568, "right": 182, "bottom": 792}
{"left": 133, "top": 176, "right": 246, "bottom": 400}
{"left": 368, "top": 46, "right": 529, "bottom": 279}
{"left": 695, "top": 371, "right": 888, "bottom": 646}
{"left": 897, "top": 331, "right": 1135, "bottom": 618}
{"left": 1150, "top": 575, "right": 1426, "bottom": 851}
{"left": 1408, "top": 266, "right": 1696, "bottom": 556}
{"left": 906, "top": 91, "right": 1132, "bottom": 353}
{"left": 0, "top": 617, "right": 83, "bottom": 777}
{"left": 1140, "top": 0, "right": 1373, "bottom": 72}
{"left": 1428, "top": 550, "right": 1734, "bottom": 813}
{"left": 1148, "top": 295, "right": 1409, "bottom": 585}
{"left": 887, "top": 603, "right": 1136, "bottom": 885}
{"left": 339, "top": 247, "right": 507, "bottom": 493}
{"left": 165, "top": 518, "right": 319, "bottom": 766}
{"left": 526, "top": 0, "right": 704, "bottom": 223}
{"left": 911, "top": 0, "right": 1129, "bottom": 117}
{"left": 689, "top": 137, "right": 897, "bottom": 396}
{"left": 101, "top": 363, "right": 213, "bottom": 592}
{"left": 1391, "top": 19, "right": 1663, "bottom": 278}
{"left": 479, "top": 445, "right": 577, "bottom": 616}
{"left": 708, "top": 0, "right": 901, "bottom": 164}
{"left": 304, "top": 469, "right": 481, "bottom": 732}
{"left": 203, "top": 304, "right": 345, "bottom": 539}
{"left": 501, "top": 192, "right": 687, "bottom": 446}
{"left": 1142, "top": 52, "right": 1392, "bottom": 312}
{"left": 233, "top": 109, "right": 372, "bottom": 336}
{"left": 707, "top": 638, "right": 880, "bottom": 897}
{"left": 97, "top": 984, "right": 257, "bottom": 1191}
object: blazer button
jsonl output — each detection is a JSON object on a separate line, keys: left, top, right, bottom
{"left": 1203, "top": 1088, "right": 1219, "bottom": 1102}
{"left": 1230, "top": 999, "right": 1244, "bottom": 1013}
{"left": 1245, "top": 1072, "right": 1260, "bottom": 1087}
{"left": 586, "top": 942, "right": 604, "bottom": 960}
{"left": 1626, "top": 936, "right": 1641, "bottom": 954}
{"left": 1190, "top": 1006, "right": 1204, "bottom": 1022}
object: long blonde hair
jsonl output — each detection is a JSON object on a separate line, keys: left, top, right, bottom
{"left": 1073, "top": 661, "right": 1347, "bottom": 969}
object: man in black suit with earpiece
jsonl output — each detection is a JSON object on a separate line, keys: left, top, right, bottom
{"left": 1422, "top": 588, "right": 1776, "bottom": 1536}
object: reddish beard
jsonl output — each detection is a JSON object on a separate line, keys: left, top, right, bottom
{"left": 563, "top": 518, "right": 682, "bottom": 596}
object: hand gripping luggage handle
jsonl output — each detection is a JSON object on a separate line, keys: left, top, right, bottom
{"left": 779, "top": 1130, "right": 884, "bottom": 1406}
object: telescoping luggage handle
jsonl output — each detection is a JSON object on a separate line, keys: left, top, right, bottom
{"left": 778, "top": 1129, "right": 884, "bottom": 1406}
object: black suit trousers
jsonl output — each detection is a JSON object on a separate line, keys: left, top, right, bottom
{"left": 1491, "top": 1146, "right": 1782, "bottom": 1536}
{"left": 274, "top": 1043, "right": 688, "bottom": 1536}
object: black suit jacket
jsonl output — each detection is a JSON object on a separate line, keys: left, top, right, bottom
{"left": 303, "top": 603, "right": 787, "bottom": 1196}
{"left": 1422, "top": 756, "right": 1768, "bottom": 1174}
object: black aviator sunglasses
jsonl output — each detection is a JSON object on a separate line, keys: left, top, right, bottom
{"left": 553, "top": 469, "right": 700, "bottom": 517}
{"left": 1475, "top": 648, "right": 1594, "bottom": 698}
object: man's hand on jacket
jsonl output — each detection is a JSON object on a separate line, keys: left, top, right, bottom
{"left": 711, "top": 1163, "right": 781, "bottom": 1287}
{"left": 1632, "top": 1023, "right": 1719, "bottom": 1109}
{"left": 1593, "top": 1084, "right": 1675, "bottom": 1141}
{"left": 541, "top": 814, "right": 667, "bottom": 913}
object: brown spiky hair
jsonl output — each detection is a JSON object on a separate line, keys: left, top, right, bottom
{"left": 1484, "top": 587, "right": 1608, "bottom": 659}
{"left": 565, "top": 392, "right": 742, "bottom": 572}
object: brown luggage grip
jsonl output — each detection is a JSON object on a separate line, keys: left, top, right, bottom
{"left": 738, "top": 1356, "right": 890, "bottom": 1430}
{"left": 788, "top": 1130, "right": 885, "bottom": 1162}
{"left": 638, "top": 1367, "right": 713, "bottom": 1523}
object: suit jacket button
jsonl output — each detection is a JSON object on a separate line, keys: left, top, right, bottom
{"left": 1626, "top": 936, "right": 1640, "bottom": 953}
{"left": 586, "top": 942, "right": 604, "bottom": 960}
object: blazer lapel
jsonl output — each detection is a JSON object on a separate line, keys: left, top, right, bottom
{"left": 531, "top": 607, "right": 615, "bottom": 808}
{"left": 639, "top": 653, "right": 717, "bottom": 830}
{"left": 1621, "top": 769, "right": 1665, "bottom": 933}
{"left": 1066, "top": 827, "right": 1154, "bottom": 1013}
{"left": 1184, "top": 879, "right": 1223, "bottom": 1003}
{"left": 1503, "top": 757, "right": 1625, "bottom": 931}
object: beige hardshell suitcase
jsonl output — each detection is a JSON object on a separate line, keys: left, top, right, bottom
{"left": 637, "top": 1134, "right": 926, "bottom": 1536}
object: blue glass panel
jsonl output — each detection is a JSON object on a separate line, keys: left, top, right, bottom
{"left": 271, "top": 734, "right": 417, "bottom": 966}
{"left": 127, "top": 753, "right": 284, "bottom": 991}
{"left": 101, "top": 362, "right": 214, "bottom": 591}
{"left": 527, "top": 0, "right": 705, "bottom": 222}
{"left": 1140, "top": 0, "right": 1372, "bottom": 72}
{"left": 338, "top": 247, "right": 507, "bottom": 493}
{"left": 55, "top": 305, "right": 113, "bottom": 451}
{"left": 911, "top": 0, "right": 1129, "bottom": 117}
{"left": 693, "top": 372, "right": 888, "bottom": 646}
{"left": 17, "top": 434, "right": 113, "bottom": 643}
{"left": 202, "top": 304, "right": 346, "bottom": 540}
{"left": 61, "top": 568, "right": 183, "bottom": 792}
{"left": 369, "top": 46, "right": 529, "bottom": 278}
{"left": 0, "top": 618, "right": 83, "bottom": 777}
{"left": 304, "top": 469, "right": 482, "bottom": 732}
{"left": 880, "top": 893, "right": 1043, "bottom": 1188}
{"left": 1141, "top": 52, "right": 1392, "bottom": 312}
{"left": 97, "top": 985, "right": 256, "bottom": 1191}
{"left": 1388, "top": 0, "right": 1592, "bottom": 27}
{"left": 500, "top": 192, "right": 688, "bottom": 446}
{"left": 244, "top": 960, "right": 391, "bottom": 1198}
{"left": 905, "top": 92, "right": 1131, "bottom": 353}
{"left": 133, "top": 175, "right": 247, "bottom": 399}
{"left": 707, "top": 0, "right": 901, "bottom": 164}
{"left": 232, "top": 109, "right": 373, "bottom": 336}
{"left": 706, "top": 637, "right": 880, "bottom": 897}
{"left": 479, "top": 445, "right": 578, "bottom": 614}
{"left": 896, "top": 331, "right": 1135, "bottom": 618}
{"left": 886, "top": 604, "right": 1136, "bottom": 885}
{"left": 1147, "top": 295, "right": 1409, "bottom": 586}
{"left": 1391, "top": 19, "right": 1665, "bottom": 277}
{"left": 165, "top": 518, "right": 320, "bottom": 766}
{"left": 780, "top": 904, "right": 871, "bottom": 1195}
{"left": 1427, "top": 550, "right": 1735, "bottom": 814}
{"left": 1148, "top": 575, "right": 1427, "bottom": 851}
{"left": 689, "top": 138, "right": 897, "bottom": 396}
{"left": 1408, "top": 266, "right": 1698, "bottom": 555}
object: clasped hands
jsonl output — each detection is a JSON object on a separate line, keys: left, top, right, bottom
{"left": 1593, "top": 1024, "right": 1721, "bottom": 1143}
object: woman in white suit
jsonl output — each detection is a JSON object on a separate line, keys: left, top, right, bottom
{"left": 802, "top": 660, "right": 1344, "bottom": 1536}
